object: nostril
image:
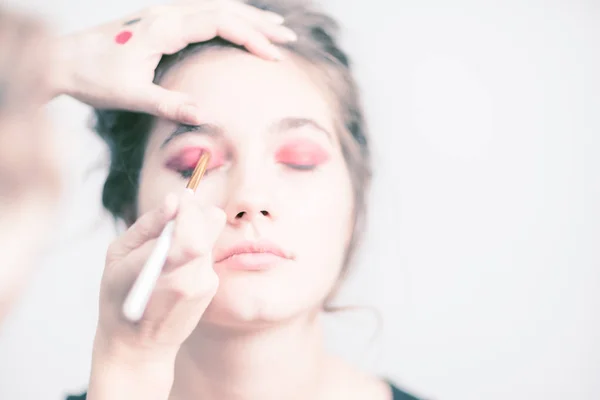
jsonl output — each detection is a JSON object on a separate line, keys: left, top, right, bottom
{"left": 234, "top": 210, "right": 269, "bottom": 219}
{"left": 235, "top": 211, "right": 246, "bottom": 219}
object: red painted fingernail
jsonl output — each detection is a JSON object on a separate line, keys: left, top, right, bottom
{"left": 115, "top": 30, "right": 133, "bottom": 45}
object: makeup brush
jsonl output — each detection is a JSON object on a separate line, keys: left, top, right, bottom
{"left": 122, "top": 152, "right": 211, "bottom": 322}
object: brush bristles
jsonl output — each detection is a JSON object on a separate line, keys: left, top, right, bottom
{"left": 186, "top": 152, "right": 211, "bottom": 192}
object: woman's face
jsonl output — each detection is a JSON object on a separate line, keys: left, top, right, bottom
{"left": 137, "top": 49, "right": 354, "bottom": 327}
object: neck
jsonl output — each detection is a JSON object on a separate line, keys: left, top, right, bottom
{"left": 171, "top": 313, "right": 327, "bottom": 400}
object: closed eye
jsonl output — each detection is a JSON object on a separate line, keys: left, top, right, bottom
{"left": 275, "top": 140, "right": 330, "bottom": 171}
{"left": 165, "top": 148, "right": 225, "bottom": 178}
{"left": 284, "top": 164, "right": 318, "bottom": 171}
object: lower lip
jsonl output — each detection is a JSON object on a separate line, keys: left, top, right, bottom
{"left": 215, "top": 253, "right": 286, "bottom": 271}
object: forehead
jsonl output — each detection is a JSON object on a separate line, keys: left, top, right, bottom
{"left": 157, "top": 48, "right": 336, "bottom": 137}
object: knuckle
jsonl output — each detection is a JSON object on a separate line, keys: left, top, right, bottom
{"left": 132, "top": 222, "right": 152, "bottom": 241}
{"left": 214, "top": 7, "right": 230, "bottom": 26}
{"left": 201, "top": 0, "right": 221, "bottom": 11}
{"left": 146, "top": 18, "right": 169, "bottom": 39}
{"left": 145, "top": 5, "right": 172, "bottom": 16}
{"left": 164, "top": 39, "right": 185, "bottom": 55}
{"left": 144, "top": 10, "right": 180, "bottom": 44}
{"left": 164, "top": 259, "right": 219, "bottom": 300}
{"left": 216, "top": 209, "right": 227, "bottom": 225}
{"left": 106, "top": 239, "right": 121, "bottom": 257}
{"left": 166, "top": 244, "right": 204, "bottom": 266}
{"left": 168, "top": 276, "right": 201, "bottom": 301}
{"left": 164, "top": 251, "right": 181, "bottom": 267}
{"left": 204, "top": 210, "right": 226, "bottom": 234}
{"left": 163, "top": 15, "right": 187, "bottom": 51}
{"left": 171, "top": 283, "right": 195, "bottom": 301}
{"left": 154, "top": 98, "right": 175, "bottom": 119}
{"left": 172, "top": 102, "right": 191, "bottom": 122}
{"left": 204, "top": 270, "right": 220, "bottom": 293}
{"left": 206, "top": 206, "right": 227, "bottom": 222}
{"left": 181, "top": 243, "right": 205, "bottom": 260}
{"left": 215, "top": 0, "right": 229, "bottom": 12}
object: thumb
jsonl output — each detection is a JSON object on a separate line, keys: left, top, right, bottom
{"left": 136, "top": 84, "right": 203, "bottom": 125}
{"left": 112, "top": 193, "right": 179, "bottom": 258}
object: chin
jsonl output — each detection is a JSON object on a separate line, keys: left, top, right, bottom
{"left": 199, "top": 275, "right": 324, "bottom": 330}
{"left": 201, "top": 286, "right": 298, "bottom": 329}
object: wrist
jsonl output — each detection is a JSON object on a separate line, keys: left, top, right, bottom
{"left": 47, "top": 34, "right": 75, "bottom": 100}
{"left": 89, "top": 330, "right": 178, "bottom": 400}
{"left": 92, "top": 328, "right": 179, "bottom": 367}
{"left": 88, "top": 359, "right": 175, "bottom": 400}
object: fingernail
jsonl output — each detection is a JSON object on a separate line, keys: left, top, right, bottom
{"left": 181, "top": 104, "right": 202, "bottom": 124}
{"left": 266, "top": 12, "right": 285, "bottom": 24}
{"left": 283, "top": 29, "right": 297, "bottom": 42}
{"left": 163, "top": 193, "right": 179, "bottom": 216}
{"left": 269, "top": 46, "right": 284, "bottom": 61}
{"left": 182, "top": 187, "right": 195, "bottom": 197}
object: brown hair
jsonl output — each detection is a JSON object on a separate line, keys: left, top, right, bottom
{"left": 94, "top": 0, "right": 372, "bottom": 300}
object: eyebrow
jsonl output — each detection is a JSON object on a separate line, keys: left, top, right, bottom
{"left": 160, "top": 117, "right": 332, "bottom": 149}
{"left": 272, "top": 117, "right": 333, "bottom": 142}
{"left": 160, "top": 123, "right": 222, "bottom": 149}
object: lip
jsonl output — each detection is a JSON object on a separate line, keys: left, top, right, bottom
{"left": 214, "top": 241, "right": 293, "bottom": 271}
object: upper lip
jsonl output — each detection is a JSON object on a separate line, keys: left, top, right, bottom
{"left": 214, "top": 240, "right": 293, "bottom": 263}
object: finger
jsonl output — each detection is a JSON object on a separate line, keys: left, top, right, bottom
{"left": 180, "top": 11, "right": 282, "bottom": 60}
{"left": 10, "top": 23, "right": 53, "bottom": 112}
{"left": 173, "top": 0, "right": 285, "bottom": 25}
{"left": 109, "top": 236, "right": 158, "bottom": 297}
{"left": 0, "top": 86, "right": 57, "bottom": 203}
{"left": 29, "top": 113, "right": 62, "bottom": 198}
{"left": 0, "top": 10, "right": 19, "bottom": 73}
{"left": 251, "top": 17, "right": 297, "bottom": 44}
{"left": 227, "top": 1, "right": 285, "bottom": 25}
{"left": 214, "top": 13, "right": 283, "bottom": 60}
{"left": 0, "top": 18, "right": 49, "bottom": 188}
{"left": 0, "top": 12, "right": 22, "bottom": 111}
{"left": 180, "top": 191, "right": 227, "bottom": 242}
{"left": 134, "top": 84, "right": 204, "bottom": 125}
{"left": 229, "top": 3, "right": 297, "bottom": 44}
{"left": 142, "top": 255, "right": 219, "bottom": 326}
{"left": 0, "top": 117, "right": 35, "bottom": 195}
{"left": 112, "top": 199, "right": 223, "bottom": 305}
{"left": 157, "top": 254, "right": 219, "bottom": 304}
{"left": 165, "top": 194, "right": 226, "bottom": 268}
{"left": 1, "top": 111, "right": 61, "bottom": 198}
{"left": 117, "top": 198, "right": 225, "bottom": 280}
{"left": 111, "top": 193, "right": 179, "bottom": 257}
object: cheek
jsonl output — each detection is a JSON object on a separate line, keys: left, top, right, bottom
{"left": 136, "top": 159, "right": 228, "bottom": 218}
{"left": 281, "top": 166, "right": 354, "bottom": 264}
{"left": 286, "top": 181, "right": 353, "bottom": 304}
{"left": 135, "top": 160, "right": 181, "bottom": 216}
{"left": 288, "top": 184, "right": 352, "bottom": 224}
{"left": 283, "top": 162, "right": 353, "bottom": 226}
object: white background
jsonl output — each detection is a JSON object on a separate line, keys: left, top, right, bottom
{"left": 0, "top": 0, "right": 598, "bottom": 399}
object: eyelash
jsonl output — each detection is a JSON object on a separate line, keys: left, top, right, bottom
{"left": 284, "top": 163, "right": 318, "bottom": 171}
{"left": 177, "top": 163, "right": 317, "bottom": 178}
{"left": 178, "top": 168, "right": 197, "bottom": 179}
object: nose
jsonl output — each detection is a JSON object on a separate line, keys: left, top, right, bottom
{"left": 223, "top": 172, "right": 273, "bottom": 226}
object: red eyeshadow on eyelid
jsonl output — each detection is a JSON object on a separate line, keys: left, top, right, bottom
{"left": 166, "top": 148, "right": 224, "bottom": 170}
{"left": 275, "top": 140, "right": 330, "bottom": 166}
{"left": 115, "top": 31, "right": 133, "bottom": 44}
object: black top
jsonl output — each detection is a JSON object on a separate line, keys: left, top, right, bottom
{"left": 389, "top": 382, "right": 422, "bottom": 400}
{"left": 67, "top": 383, "right": 421, "bottom": 400}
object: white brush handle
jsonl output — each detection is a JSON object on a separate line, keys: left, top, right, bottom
{"left": 122, "top": 220, "right": 176, "bottom": 322}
